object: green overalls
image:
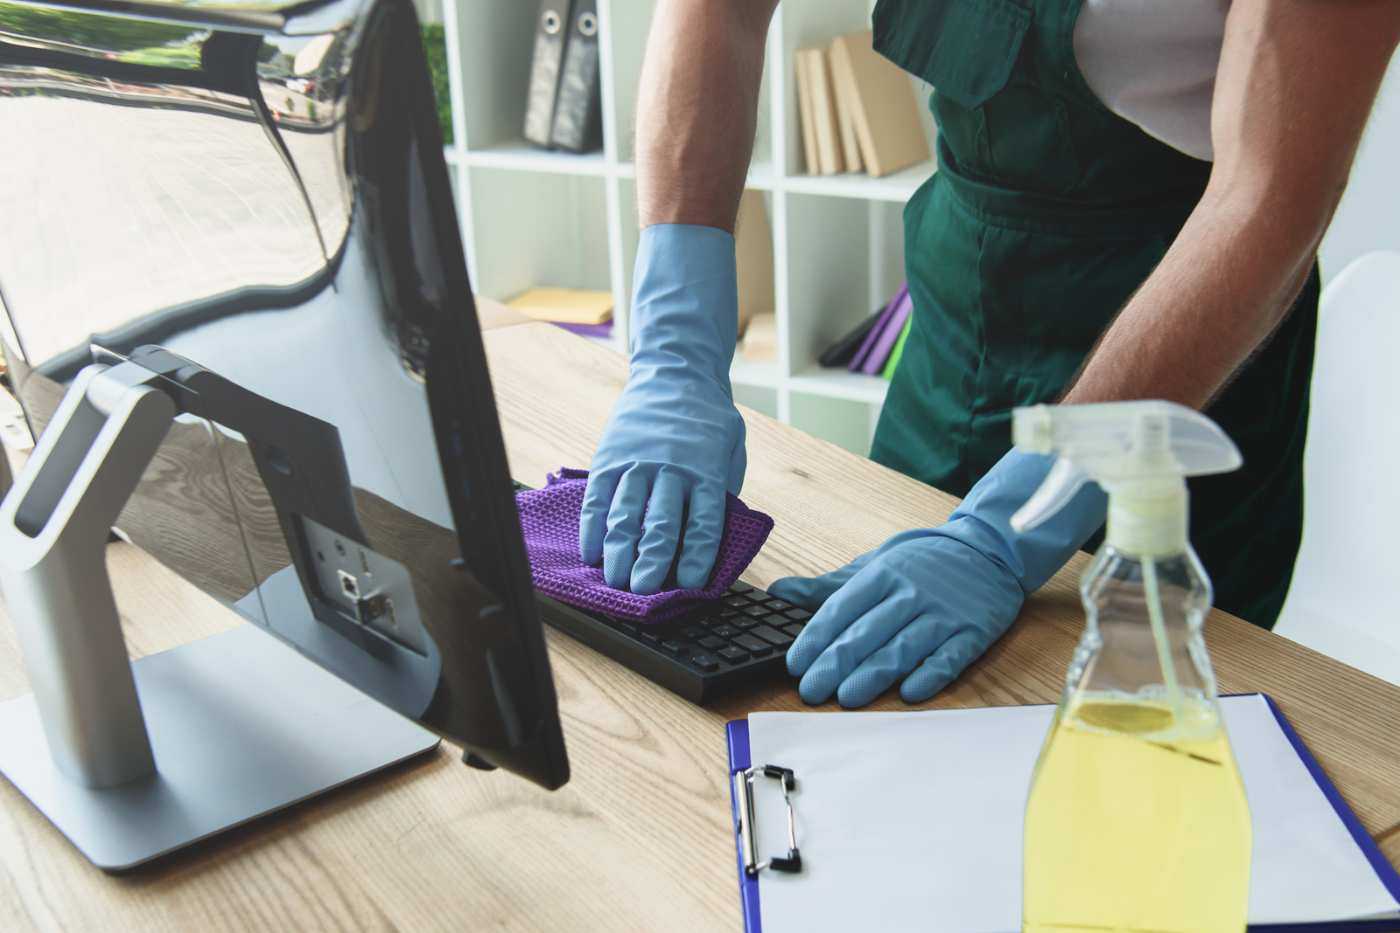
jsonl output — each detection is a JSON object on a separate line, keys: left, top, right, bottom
{"left": 867, "top": 0, "right": 1319, "bottom": 627}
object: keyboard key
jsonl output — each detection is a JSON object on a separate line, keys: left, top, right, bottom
{"left": 723, "top": 595, "right": 752, "bottom": 608}
{"left": 763, "top": 599, "right": 788, "bottom": 611}
{"left": 750, "top": 625, "right": 794, "bottom": 647}
{"left": 782, "top": 608, "right": 812, "bottom": 622}
{"left": 682, "top": 626, "right": 706, "bottom": 640}
{"left": 718, "top": 646, "right": 749, "bottom": 664}
{"left": 660, "top": 640, "right": 687, "bottom": 656}
{"left": 638, "top": 630, "right": 661, "bottom": 646}
{"left": 719, "top": 608, "right": 741, "bottom": 619}
{"left": 732, "top": 634, "right": 772, "bottom": 656}
{"left": 731, "top": 582, "right": 755, "bottom": 594}
{"left": 741, "top": 605, "right": 770, "bottom": 619}
{"left": 698, "top": 635, "right": 726, "bottom": 651}
{"left": 688, "top": 653, "right": 720, "bottom": 672}
{"left": 712, "top": 624, "right": 740, "bottom": 639}
{"left": 731, "top": 615, "right": 759, "bottom": 630}
{"left": 782, "top": 622, "right": 806, "bottom": 638}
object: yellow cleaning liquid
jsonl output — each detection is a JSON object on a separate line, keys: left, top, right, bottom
{"left": 1023, "top": 692, "right": 1251, "bottom": 932}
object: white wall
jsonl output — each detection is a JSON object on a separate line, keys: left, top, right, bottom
{"left": 1318, "top": 49, "right": 1400, "bottom": 281}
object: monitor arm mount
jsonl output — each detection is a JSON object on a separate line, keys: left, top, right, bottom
{"left": 0, "top": 351, "right": 437, "bottom": 871}
{"left": 0, "top": 360, "right": 172, "bottom": 788}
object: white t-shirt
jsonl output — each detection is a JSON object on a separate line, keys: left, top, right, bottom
{"left": 1072, "top": 0, "right": 1229, "bottom": 161}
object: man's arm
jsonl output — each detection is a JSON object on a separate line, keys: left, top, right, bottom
{"left": 634, "top": 0, "right": 778, "bottom": 231}
{"left": 1064, "top": 0, "right": 1400, "bottom": 407}
{"left": 577, "top": 0, "right": 777, "bottom": 593}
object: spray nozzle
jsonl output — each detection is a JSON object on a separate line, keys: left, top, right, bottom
{"left": 1009, "top": 401, "right": 1241, "bottom": 553}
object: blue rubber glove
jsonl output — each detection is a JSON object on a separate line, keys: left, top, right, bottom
{"left": 580, "top": 224, "right": 746, "bottom": 594}
{"left": 769, "top": 450, "right": 1106, "bottom": 707}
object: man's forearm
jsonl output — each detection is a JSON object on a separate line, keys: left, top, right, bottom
{"left": 1062, "top": 188, "right": 1318, "bottom": 408}
{"left": 635, "top": 0, "right": 777, "bottom": 231}
{"left": 1064, "top": 0, "right": 1400, "bottom": 409}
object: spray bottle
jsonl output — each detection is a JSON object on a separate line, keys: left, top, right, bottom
{"left": 1014, "top": 401, "right": 1252, "bottom": 932}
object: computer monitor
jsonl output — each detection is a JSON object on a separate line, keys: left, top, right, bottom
{"left": 0, "top": 0, "right": 568, "bottom": 868}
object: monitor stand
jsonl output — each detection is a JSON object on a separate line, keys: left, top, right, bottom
{"left": 0, "top": 362, "right": 439, "bottom": 871}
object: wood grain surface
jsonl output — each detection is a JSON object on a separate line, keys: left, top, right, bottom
{"left": 1383, "top": 828, "right": 1400, "bottom": 871}
{"left": 0, "top": 321, "right": 1396, "bottom": 932}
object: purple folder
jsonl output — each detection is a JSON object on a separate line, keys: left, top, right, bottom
{"left": 552, "top": 320, "right": 613, "bottom": 338}
{"left": 858, "top": 287, "right": 912, "bottom": 375}
{"left": 848, "top": 283, "right": 907, "bottom": 373}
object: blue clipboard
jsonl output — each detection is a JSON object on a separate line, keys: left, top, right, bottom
{"left": 726, "top": 694, "right": 1400, "bottom": 933}
{"left": 727, "top": 718, "right": 762, "bottom": 933}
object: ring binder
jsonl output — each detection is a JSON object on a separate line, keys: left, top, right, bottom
{"left": 549, "top": 0, "right": 602, "bottom": 153}
{"left": 523, "top": 0, "right": 573, "bottom": 148}
{"left": 733, "top": 763, "right": 803, "bottom": 878}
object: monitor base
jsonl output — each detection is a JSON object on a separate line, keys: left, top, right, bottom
{"left": 0, "top": 622, "right": 440, "bottom": 871}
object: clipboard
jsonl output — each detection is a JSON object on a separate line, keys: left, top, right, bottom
{"left": 727, "top": 718, "right": 761, "bottom": 933}
{"left": 726, "top": 694, "right": 1400, "bottom": 933}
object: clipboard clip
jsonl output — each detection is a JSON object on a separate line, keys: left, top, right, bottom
{"left": 734, "top": 764, "right": 802, "bottom": 877}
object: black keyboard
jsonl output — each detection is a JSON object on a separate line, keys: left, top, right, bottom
{"left": 514, "top": 479, "right": 808, "bottom": 702}
{"left": 534, "top": 582, "right": 810, "bottom": 704}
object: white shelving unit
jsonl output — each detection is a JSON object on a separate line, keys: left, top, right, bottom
{"left": 422, "top": 0, "right": 935, "bottom": 453}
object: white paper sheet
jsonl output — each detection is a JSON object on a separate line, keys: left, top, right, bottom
{"left": 745, "top": 695, "right": 1399, "bottom": 932}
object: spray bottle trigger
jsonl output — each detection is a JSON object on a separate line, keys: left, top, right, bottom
{"left": 1011, "top": 459, "right": 1091, "bottom": 534}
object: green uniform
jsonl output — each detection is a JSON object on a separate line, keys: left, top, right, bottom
{"left": 867, "top": 0, "right": 1319, "bottom": 627}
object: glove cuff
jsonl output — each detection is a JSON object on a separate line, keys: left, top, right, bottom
{"left": 629, "top": 224, "right": 739, "bottom": 386}
{"left": 943, "top": 449, "right": 1107, "bottom": 594}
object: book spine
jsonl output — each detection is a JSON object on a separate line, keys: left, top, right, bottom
{"left": 809, "top": 49, "right": 844, "bottom": 175}
{"left": 795, "top": 49, "right": 820, "bottom": 175}
{"left": 861, "top": 287, "right": 912, "bottom": 375}
{"left": 850, "top": 283, "right": 906, "bottom": 372}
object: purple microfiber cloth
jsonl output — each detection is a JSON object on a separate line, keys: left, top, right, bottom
{"left": 516, "top": 468, "right": 774, "bottom": 623}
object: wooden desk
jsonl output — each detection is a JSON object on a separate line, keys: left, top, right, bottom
{"left": 1, "top": 322, "right": 1398, "bottom": 930}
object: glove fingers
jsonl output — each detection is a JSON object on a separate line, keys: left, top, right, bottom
{"left": 767, "top": 550, "right": 873, "bottom": 609}
{"left": 899, "top": 628, "right": 987, "bottom": 704}
{"left": 675, "top": 481, "right": 726, "bottom": 590}
{"left": 579, "top": 468, "right": 621, "bottom": 566}
{"left": 783, "top": 572, "right": 878, "bottom": 678}
{"left": 792, "top": 582, "right": 908, "bottom": 704}
{"left": 767, "top": 571, "right": 847, "bottom": 611}
{"left": 835, "top": 613, "right": 947, "bottom": 709}
{"left": 602, "top": 466, "right": 653, "bottom": 590}
{"left": 630, "top": 468, "right": 687, "bottom": 594}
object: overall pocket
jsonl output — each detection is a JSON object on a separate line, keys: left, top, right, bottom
{"left": 873, "top": 0, "right": 1030, "bottom": 109}
{"left": 873, "top": 0, "right": 1084, "bottom": 194}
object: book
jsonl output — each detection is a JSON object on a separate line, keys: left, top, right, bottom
{"left": 849, "top": 283, "right": 907, "bottom": 373}
{"left": 799, "top": 47, "right": 844, "bottom": 175}
{"left": 829, "top": 38, "right": 864, "bottom": 174}
{"left": 506, "top": 287, "right": 613, "bottom": 325}
{"left": 794, "top": 48, "right": 820, "bottom": 175}
{"left": 739, "top": 312, "right": 777, "bottom": 363}
{"left": 828, "top": 30, "right": 931, "bottom": 178}
{"left": 818, "top": 308, "right": 883, "bottom": 368}
{"left": 859, "top": 286, "right": 911, "bottom": 375}
{"left": 735, "top": 190, "right": 774, "bottom": 338}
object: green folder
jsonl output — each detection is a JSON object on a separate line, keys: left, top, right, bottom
{"left": 880, "top": 317, "right": 912, "bottom": 381}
